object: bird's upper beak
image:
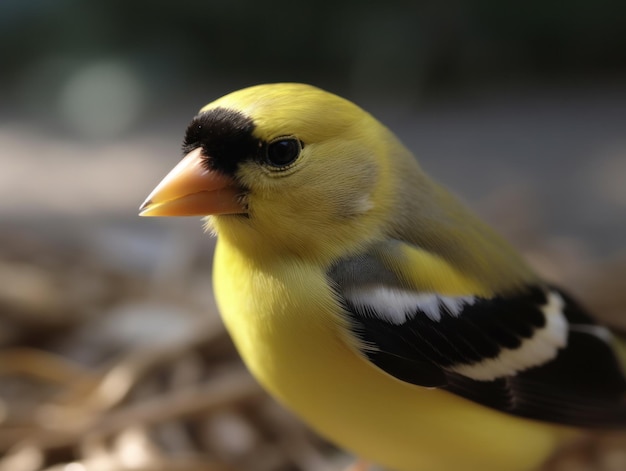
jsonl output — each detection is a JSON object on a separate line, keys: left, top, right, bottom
{"left": 139, "top": 148, "right": 245, "bottom": 217}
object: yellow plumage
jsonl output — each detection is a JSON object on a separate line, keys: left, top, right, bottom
{"left": 140, "top": 83, "right": 625, "bottom": 471}
{"left": 213, "top": 238, "right": 570, "bottom": 471}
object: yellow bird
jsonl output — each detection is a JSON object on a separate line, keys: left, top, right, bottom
{"left": 140, "top": 83, "right": 626, "bottom": 471}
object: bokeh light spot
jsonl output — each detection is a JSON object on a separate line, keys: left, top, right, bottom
{"left": 58, "top": 60, "right": 145, "bottom": 138}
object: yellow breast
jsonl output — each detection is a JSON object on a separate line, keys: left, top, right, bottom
{"left": 213, "top": 238, "right": 573, "bottom": 471}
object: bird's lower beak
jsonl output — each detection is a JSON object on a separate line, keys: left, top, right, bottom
{"left": 139, "top": 148, "right": 245, "bottom": 217}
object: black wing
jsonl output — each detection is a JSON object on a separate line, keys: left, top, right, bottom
{"left": 329, "top": 252, "right": 626, "bottom": 428}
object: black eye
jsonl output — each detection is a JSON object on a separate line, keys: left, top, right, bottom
{"left": 265, "top": 138, "right": 302, "bottom": 168}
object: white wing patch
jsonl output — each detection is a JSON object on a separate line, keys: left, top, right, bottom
{"left": 569, "top": 324, "right": 613, "bottom": 343}
{"left": 345, "top": 286, "right": 475, "bottom": 324}
{"left": 449, "top": 291, "right": 568, "bottom": 381}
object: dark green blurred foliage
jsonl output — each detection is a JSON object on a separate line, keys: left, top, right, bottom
{"left": 3, "top": 0, "right": 626, "bottom": 100}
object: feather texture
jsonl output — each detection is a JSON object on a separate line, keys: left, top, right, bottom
{"left": 141, "top": 83, "right": 626, "bottom": 471}
{"left": 330, "top": 243, "right": 626, "bottom": 427}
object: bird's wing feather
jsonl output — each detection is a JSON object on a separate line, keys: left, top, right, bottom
{"left": 328, "top": 241, "right": 626, "bottom": 427}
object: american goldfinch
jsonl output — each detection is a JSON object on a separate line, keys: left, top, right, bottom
{"left": 139, "top": 83, "right": 626, "bottom": 471}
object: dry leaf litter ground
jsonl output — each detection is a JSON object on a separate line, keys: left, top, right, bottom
{"left": 1, "top": 90, "right": 625, "bottom": 471}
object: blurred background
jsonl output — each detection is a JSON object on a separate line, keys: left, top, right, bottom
{"left": 1, "top": 1, "right": 625, "bottom": 470}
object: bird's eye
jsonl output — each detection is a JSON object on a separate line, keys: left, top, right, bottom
{"left": 265, "top": 138, "right": 302, "bottom": 168}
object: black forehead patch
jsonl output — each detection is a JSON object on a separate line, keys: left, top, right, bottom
{"left": 182, "top": 107, "right": 261, "bottom": 176}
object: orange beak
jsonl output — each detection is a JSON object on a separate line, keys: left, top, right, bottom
{"left": 139, "top": 148, "right": 245, "bottom": 217}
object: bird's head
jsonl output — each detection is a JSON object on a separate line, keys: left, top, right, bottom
{"left": 140, "top": 83, "right": 418, "bottom": 262}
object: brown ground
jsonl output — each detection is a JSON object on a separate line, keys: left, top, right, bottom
{"left": 1, "top": 88, "right": 625, "bottom": 470}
